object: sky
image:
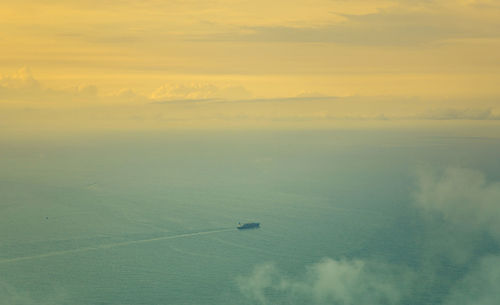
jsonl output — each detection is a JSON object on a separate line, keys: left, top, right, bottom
{"left": 1, "top": 0, "right": 500, "bottom": 133}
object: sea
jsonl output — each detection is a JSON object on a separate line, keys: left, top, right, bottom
{"left": 1, "top": 129, "right": 499, "bottom": 305}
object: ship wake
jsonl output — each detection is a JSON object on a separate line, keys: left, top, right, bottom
{"left": 0, "top": 228, "right": 234, "bottom": 264}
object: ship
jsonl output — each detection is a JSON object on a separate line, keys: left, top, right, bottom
{"left": 237, "top": 222, "right": 260, "bottom": 230}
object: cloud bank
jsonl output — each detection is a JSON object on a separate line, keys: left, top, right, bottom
{"left": 1, "top": 68, "right": 500, "bottom": 133}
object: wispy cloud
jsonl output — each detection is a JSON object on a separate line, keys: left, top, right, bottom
{"left": 417, "top": 108, "right": 500, "bottom": 120}
{"left": 189, "top": 2, "right": 500, "bottom": 46}
{"left": 152, "top": 95, "right": 338, "bottom": 105}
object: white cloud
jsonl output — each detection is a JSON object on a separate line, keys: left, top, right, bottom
{"left": 295, "top": 91, "right": 329, "bottom": 98}
{"left": 415, "top": 167, "right": 500, "bottom": 240}
{"left": 411, "top": 167, "right": 500, "bottom": 266}
{"left": 237, "top": 258, "right": 413, "bottom": 305}
{"left": 237, "top": 263, "right": 279, "bottom": 305}
{"left": 150, "top": 83, "right": 252, "bottom": 101}
{"left": 75, "top": 84, "right": 98, "bottom": 97}
{"left": 0, "top": 67, "right": 42, "bottom": 100}
{"left": 0, "top": 67, "right": 39, "bottom": 90}
{"left": 0, "top": 68, "right": 101, "bottom": 103}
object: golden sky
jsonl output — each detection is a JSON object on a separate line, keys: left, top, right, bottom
{"left": 1, "top": 0, "right": 500, "bottom": 132}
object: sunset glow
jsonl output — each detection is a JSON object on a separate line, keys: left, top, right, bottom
{"left": 1, "top": 0, "right": 499, "bottom": 132}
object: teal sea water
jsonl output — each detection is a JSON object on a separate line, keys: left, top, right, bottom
{"left": 1, "top": 130, "right": 499, "bottom": 305}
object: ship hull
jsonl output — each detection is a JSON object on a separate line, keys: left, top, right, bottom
{"left": 237, "top": 222, "right": 260, "bottom": 230}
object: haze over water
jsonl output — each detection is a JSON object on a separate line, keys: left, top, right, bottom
{"left": 2, "top": 1, "right": 500, "bottom": 303}
{"left": 1, "top": 130, "right": 499, "bottom": 305}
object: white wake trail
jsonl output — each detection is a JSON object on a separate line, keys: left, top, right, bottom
{"left": 0, "top": 228, "right": 234, "bottom": 264}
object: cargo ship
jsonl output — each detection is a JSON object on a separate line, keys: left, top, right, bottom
{"left": 237, "top": 222, "right": 260, "bottom": 230}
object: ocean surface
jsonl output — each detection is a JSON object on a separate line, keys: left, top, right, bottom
{"left": 1, "top": 130, "right": 499, "bottom": 305}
